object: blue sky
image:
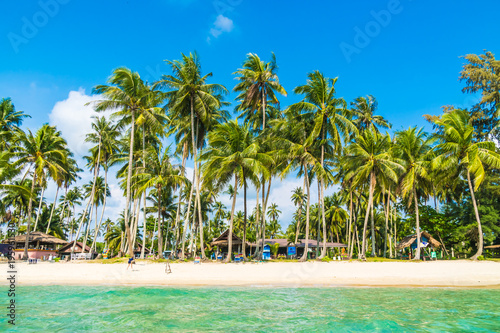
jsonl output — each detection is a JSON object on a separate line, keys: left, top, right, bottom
{"left": 1, "top": 0, "right": 499, "bottom": 228}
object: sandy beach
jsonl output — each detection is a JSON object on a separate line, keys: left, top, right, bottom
{"left": 6, "top": 260, "right": 500, "bottom": 288}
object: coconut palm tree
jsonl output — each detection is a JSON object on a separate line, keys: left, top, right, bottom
{"left": 432, "top": 109, "right": 500, "bottom": 259}
{"left": 267, "top": 203, "right": 281, "bottom": 239}
{"left": 351, "top": 95, "right": 391, "bottom": 133}
{"left": 290, "top": 71, "right": 356, "bottom": 257}
{"left": 92, "top": 67, "right": 158, "bottom": 257}
{"left": 343, "top": 127, "right": 403, "bottom": 259}
{"left": 156, "top": 52, "right": 228, "bottom": 259}
{"left": 201, "top": 120, "right": 271, "bottom": 262}
{"left": 12, "top": 124, "right": 69, "bottom": 259}
{"left": 291, "top": 186, "right": 306, "bottom": 244}
{"left": 394, "top": 127, "right": 433, "bottom": 260}
{"left": 0, "top": 98, "right": 30, "bottom": 150}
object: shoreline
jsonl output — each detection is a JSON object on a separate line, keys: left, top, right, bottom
{"left": 4, "top": 260, "right": 500, "bottom": 288}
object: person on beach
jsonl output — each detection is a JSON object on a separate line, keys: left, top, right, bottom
{"left": 127, "top": 257, "right": 135, "bottom": 270}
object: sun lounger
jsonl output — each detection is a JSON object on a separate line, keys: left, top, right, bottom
{"left": 194, "top": 256, "right": 201, "bottom": 264}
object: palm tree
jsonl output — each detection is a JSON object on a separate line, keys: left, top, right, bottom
{"left": 351, "top": 95, "right": 391, "bottom": 133}
{"left": 291, "top": 186, "right": 306, "bottom": 244}
{"left": 201, "top": 120, "right": 270, "bottom": 262}
{"left": 432, "top": 109, "right": 500, "bottom": 259}
{"left": 0, "top": 98, "right": 30, "bottom": 150}
{"left": 343, "top": 127, "right": 402, "bottom": 259}
{"left": 135, "top": 144, "right": 185, "bottom": 258}
{"left": 394, "top": 127, "right": 433, "bottom": 260}
{"left": 12, "top": 124, "right": 68, "bottom": 259}
{"left": 157, "top": 52, "right": 228, "bottom": 259}
{"left": 266, "top": 203, "right": 281, "bottom": 239}
{"left": 290, "top": 71, "right": 356, "bottom": 257}
{"left": 233, "top": 53, "right": 287, "bottom": 130}
{"left": 92, "top": 67, "right": 157, "bottom": 257}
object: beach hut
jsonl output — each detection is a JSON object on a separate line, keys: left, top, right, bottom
{"left": 4, "top": 231, "right": 68, "bottom": 260}
{"left": 396, "top": 231, "right": 441, "bottom": 259}
{"left": 210, "top": 229, "right": 248, "bottom": 259}
{"left": 58, "top": 241, "right": 94, "bottom": 260}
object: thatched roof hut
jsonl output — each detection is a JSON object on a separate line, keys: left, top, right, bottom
{"left": 210, "top": 229, "right": 245, "bottom": 246}
{"left": 396, "top": 231, "right": 441, "bottom": 250}
{"left": 5, "top": 231, "right": 68, "bottom": 247}
{"left": 58, "top": 241, "right": 92, "bottom": 255}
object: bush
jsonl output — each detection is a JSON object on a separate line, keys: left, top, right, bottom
{"left": 477, "top": 255, "right": 485, "bottom": 261}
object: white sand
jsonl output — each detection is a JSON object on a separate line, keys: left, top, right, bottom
{"left": 5, "top": 260, "right": 500, "bottom": 288}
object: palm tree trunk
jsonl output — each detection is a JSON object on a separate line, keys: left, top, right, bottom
{"left": 413, "top": 185, "right": 421, "bottom": 260}
{"left": 300, "top": 165, "right": 311, "bottom": 262}
{"left": 172, "top": 142, "right": 188, "bottom": 259}
{"left": 181, "top": 172, "right": 195, "bottom": 259}
{"left": 150, "top": 216, "right": 157, "bottom": 254}
{"left": 157, "top": 187, "right": 163, "bottom": 259}
{"left": 196, "top": 162, "right": 205, "bottom": 259}
{"left": 91, "top": 165, "right": 108, "bottom": 253}
{"left": 467, "top": 171, "right": 483, "bottom": 260}
{"left": 23, "top": 172, "right": 37, "bottom": 259}
{"left": 295, "top": 177, "right": 306, "bottom": 244}
{"left": 361, "top": 172, "right": 375, "bottom": 259}
{"left": 33, "top": 182, "right": 45, "bottom": 231}
{"left": 45, "top": 186, "right": 59, "bottom": 234}
{"left": 370, "top": 199, "right": 376, "bottom": 257}
{"left": 383, "top": 188, "right": 391, "bottom": 258}
{"left": 347, "top": 190, "right": 353, "bottom": 255}
{"left": 82, "top": 202, "right": 95, "bottom": 254}
{"left": 140, "top": 124, "right": 147, "bottom": 260}
{"left": 124, "top": 109, "right": 135, "bottom": 258}
{"left": 131, "top": 196, "right": 140, "bottom": 252}
{"left": 242, "top": 171, "right": 247, "bottom": 259}
{"left": 260, "top": 178, "right": 272, "bottom": 259}
{"left": 225, "top": 174, "right": 238, "bottom": 263}
{"left": 188, "top": 191, "right": 198, "bottom": 257}
{"left": 58, "top": 186, "right": 68, "bottom": 229}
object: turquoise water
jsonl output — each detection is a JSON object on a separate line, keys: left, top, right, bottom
{"left": 2, "top": 286, "right": 500, "bottom": 332}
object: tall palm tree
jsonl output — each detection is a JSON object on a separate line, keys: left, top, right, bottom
{"left": 432, "top": 109, "right": 500, "bottom": 259}
{"left": 156, "top": 52, "right": 227, "bottom": 259}
{"left": 92, "top": 67, "right": 157, "bottom": 257}
{"left": 0, "top": 98, "right": 30, "bottom": 150}
{"left": 201, "top": 120, "right": 270, "bottom": 262}
{"left": 266, "top": 203, "right": 281, "bottom": 239}
{"left": 234, "top": 53, "right": 287, "bottom": 130}
{"left": 394, "top": 127, "right": 433, "bottom": 260}
{"left": 12, "top": 124, "right": 68, "bottom": 259}
{"left": 351, "top": 95, "right": 391, "bottom": 133}
{"left": 290, "top": 71, "right": 356, "bottom": 257}
{"left": 343, "top": 127, "right": 402, "bottom": 259}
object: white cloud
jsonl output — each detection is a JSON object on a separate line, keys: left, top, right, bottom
{"left": 48, "top": 89, "right": 112, "bottom": 157}
{"left": 210, "top": 14, "right": 234, "bottom": 38}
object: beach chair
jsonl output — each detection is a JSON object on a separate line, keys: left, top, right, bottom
{"left": 194, "top": 256, "right": 201, "bottom": 264}
{"left": 217, "top": 254, "right": 223, "bottom": 261}
{"left": 28, "top": 258, "right": 37, "bottom": 264}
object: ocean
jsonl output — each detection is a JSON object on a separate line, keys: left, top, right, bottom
{"left": 2, "top": 286, "right": 499, "bottom": 332}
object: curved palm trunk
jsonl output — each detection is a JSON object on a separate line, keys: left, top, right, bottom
{"left": 82, "top": 202, "right": 95, "bottom": 254}
{"left": 242, "top": 172, "right": 247, "bottom": 259}
{"left": 413, "top": 185, "right": 421, "bottom": 260}
{"left": 181, "top": 172, "right": 195, "bottom": 259}
{"left": 33, "top": 183, "right": 45, "bottom": 231}
{"left": 361, "top": 172, "right": 375, "bottom": 259}
{"left": 196, "top": 163, "right": 205, "bottom": 259}
{"left": 91, "top": 166, "right": 108, "bottom": 253}
{"left": 45, "top": 186, "right": 60, "bottom": 234}
{"left": 347, "top": 190, "right": 353, "bottom": 256}
{"left": 123, "top": 109, "right": 135, "bottom": 258}
{"left": 294, "top": 177, "right": 306, "bottom": 245}
{"left": 225, "top": 174, "right": 238, "bottom": 263}
{"left": 58, "top": 186, "right": 68, "bottom": 228}
{"left": 131, "top": 195, "right": 140, "bottom": 252}
{"left": 300, "top": 165, "right": 311, "bottom": 262}
{"left": 157, "top": 187, "right": 163, "bottom": 259}
{"left": 467, "top": 171, "right": 483, "bottom": 260}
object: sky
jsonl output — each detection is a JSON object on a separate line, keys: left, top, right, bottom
{"left": 1, "top": 0, "right": 499, "bottom": 232}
